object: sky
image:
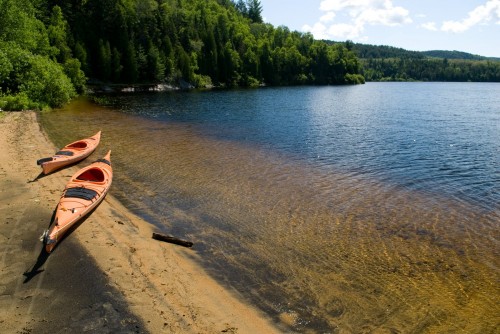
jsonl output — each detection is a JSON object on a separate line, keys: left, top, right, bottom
{"left": 260, "top": 0, "right": 500, "bottom": 57}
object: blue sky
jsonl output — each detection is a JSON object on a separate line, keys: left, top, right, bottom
{"left": 260, "top": 0, "right": 500, "bottom": 57}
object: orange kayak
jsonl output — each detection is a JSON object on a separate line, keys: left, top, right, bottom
{"left": 41, "top": 151, "right": 113, "bottom": 253}
{"left": 37, "top": 131, "right": 101, "bottom": 174}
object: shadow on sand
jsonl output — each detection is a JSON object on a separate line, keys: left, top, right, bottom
{"left": 22, "top": 205, "right": 99, "bottom": 283}
{"left": 23, "top": 248, "right": 50, "bottom": 283}
{"left": 28, "top": 165, "right": 75, "bottom": 183}
{"left": 27, "top": 171, "right": 49, "bottom": 183}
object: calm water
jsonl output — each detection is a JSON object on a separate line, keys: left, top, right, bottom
{"left": 41, "top": 83, "right": 499, "bottom": 333}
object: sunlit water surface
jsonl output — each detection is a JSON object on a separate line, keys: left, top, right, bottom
{"left": 41, "top": 83, "right": 499, "bottom": 333}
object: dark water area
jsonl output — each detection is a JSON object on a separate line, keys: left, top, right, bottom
{"left": 40, "top": 83, "right": 499, "bottom": 333}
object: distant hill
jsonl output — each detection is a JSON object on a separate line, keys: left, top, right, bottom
{"left": 350, "top": 43, "right": 425, "bottom": 59}
{"left": 347, "top": 43, "right": 500, "bottom": 61}
{"left": 339, "top": 42, "right": 500, "bottom": 82}
{"left": 421, "top": 50, "right": 500, "bottom": 61}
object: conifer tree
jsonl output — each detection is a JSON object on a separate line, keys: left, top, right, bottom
{"left": 247, "top": 0, "right": 263, "bottom": 23}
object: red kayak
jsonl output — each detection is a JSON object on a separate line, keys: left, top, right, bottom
{"left": 37, "top": 131, "right": 101, "bottom": 174}
{"left": 41, "top": 151, "right": 112, "bottom": 253}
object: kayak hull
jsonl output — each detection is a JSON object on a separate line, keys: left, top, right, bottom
{"left": 43, "top": 151, "right": 112, "bottom": 253}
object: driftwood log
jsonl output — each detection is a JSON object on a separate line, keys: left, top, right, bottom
{"left": 152, "top": 232, "right": 193, "bottom": 248}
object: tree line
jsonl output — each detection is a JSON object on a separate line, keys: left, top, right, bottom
{"left": 348, "top": 42, "right": 500, "bottom": 82}
{"left": 0, "top": 0, "right": 364, "bottom": 110}
{"left": 5, "top": 0, "right": 495, "bottom": 111}
{"left": 361, "top": 58, "right": 500, "bottom": 82}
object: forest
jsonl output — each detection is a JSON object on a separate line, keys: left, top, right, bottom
{"left": 349, "top": 43, "right": 500, "bottom": 82}
{"left": 2, "top": 0, "right": 499, "bottom": 111}
{"left": 0, "top": 0, "right": 364, "bottom": 110}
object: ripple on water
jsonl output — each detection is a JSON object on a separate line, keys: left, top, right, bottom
{"left": 40, "top": 87, "right": 500, "bottom": 333}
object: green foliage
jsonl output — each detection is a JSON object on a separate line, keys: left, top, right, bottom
{"left": 0, "top": 49, "right": 13, "bottom": 84}
{"left": 0, "top": 41, "right": 78, "bottom": 109}
{"left": 344, "top": 73, "right": 365, "bottom": 84}
{"left": 235, "top": 0, "right": 263, "bottom": 23}
{"left": 3, "top": 0, "right": 498, "bottom": 110}
{"left": 351, "top": 43, "right": 500, "bottom": 82}
{"left": 0, "top": 91, "right": 39, "bottom": 110}
{"left": 0, "top": 0, "right": 52, "bottom": 56}
{"left": 0, "top": 0, "right": 85, "bottom": 110}
{"left": 47, "top": 6, "right": 71, "bottom": 63}
{"left": 234, "top": 0, "right": 247, "bottom": 16}
{"left": 360, "top": 57, "right": 500, "bottom": 82}
{"left": 74, "top": 42, "right": 89, "bottom": 73}
{"left": 350, "top": 43, "right": 425, "bottom": 60}
{"left": 422, "top": 50, "right": 499, "bottom": 61}
{"left": 192, "top": 74, "right": 213, "bottom": 88}
{"left": 19, "top": 54, "right": 76, "bottom": 108}
{"left": 1, "top": 0, "right": 365, "bottom": 110}
{"left": 247, "top": 0, "right": 263, "bottom": 23}
{"left": 30, "top": 0, "right": 363, "bottom": 87}
{"left": 63, "top": 58, "right": 87, "bottom": 93}
{"left": 97, "top": 39, "right": 112, "bottom": 81}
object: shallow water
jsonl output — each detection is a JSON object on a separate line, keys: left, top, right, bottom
{"left": 40, "top": 83, "right": 499, "bottom": 333}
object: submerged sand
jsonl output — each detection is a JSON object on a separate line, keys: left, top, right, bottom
{"left": 0, "top": 111, "right": 281, "bottom": 333}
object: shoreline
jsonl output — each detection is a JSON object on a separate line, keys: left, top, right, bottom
{"left": 0, "top": 111, "right": 282, "bottom": 333}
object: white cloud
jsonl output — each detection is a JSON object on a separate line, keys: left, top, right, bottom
{"left": 355, "top": 5, "right": 412, "bottom": 26}
{"left": 305, "top": 0, "right": 412, "bottom": 40}
{"left": 320, "top": 11, "right": 336, "bottom": 23}
{"left": 328, "top": 22, "right": 364, "bottom": 39}
{"left": 441, "top": 21, "right": 467, "bottom": 33}
{"left": 303, "top": 18, "right": 363, "bottom": 40}
{"left": 302, "top": 22, "right": 329, "bottom": 40}
{"left": 320, "top": 0, "right": 378, "bottom": 13}
{"left": 441, "top": 0, "right": 500, "bottom": 33}
{"left": 421, "top": 22, "right": 438, "bottom": 31}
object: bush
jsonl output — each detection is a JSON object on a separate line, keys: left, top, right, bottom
{"left": 0, "top": 92, "right": 39, "bottom": 110}
{"left": 0, "top": 43, "right": 77, "bottom": 109}
{"left": 192, "top": 74, "right": 213, "bottom": 88}
{"left": 344, "top": 73, "right": 365, "bottom": 84}
{"left": 0, "top": 49, "right": 13, "bottom": 84}
{"left": 19, "top": 54, "right": 76, "bottom": 108}
{"left": 63, "top": 58, "right": 87, "bottom": 93}
{"left": 0, "top": 43, "right": 32, "bottom": 93}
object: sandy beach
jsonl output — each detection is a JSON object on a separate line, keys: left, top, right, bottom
{"left": 0, "top": 111, "right": 282, "bottom": 333}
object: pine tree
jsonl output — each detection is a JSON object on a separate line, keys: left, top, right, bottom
{"left": 247, "top": 0, "right": 263, "bottom": 23}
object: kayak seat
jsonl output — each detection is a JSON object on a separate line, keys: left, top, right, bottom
{"left": 64, "top": 187, "right": 98, "bottom": 200}
{"left": 55, "top": 150, "right": 74, "bottom": 156}
{"left": 76, "top": 168, "right": 105, "bottom": 182}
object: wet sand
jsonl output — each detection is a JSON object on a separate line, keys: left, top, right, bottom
{"left": 0, "top": 111, "right": 282, "bottom": 333}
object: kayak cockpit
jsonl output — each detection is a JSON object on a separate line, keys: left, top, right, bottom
{"left": 66, "top": 141, "right": 88, "bottom": 149}
{"left": 76, "top": 168, "right": 105, "bottom": 182}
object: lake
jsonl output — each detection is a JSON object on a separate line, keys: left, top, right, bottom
{"left": 40, "top": 82, "right": 499, "bottom": 333}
